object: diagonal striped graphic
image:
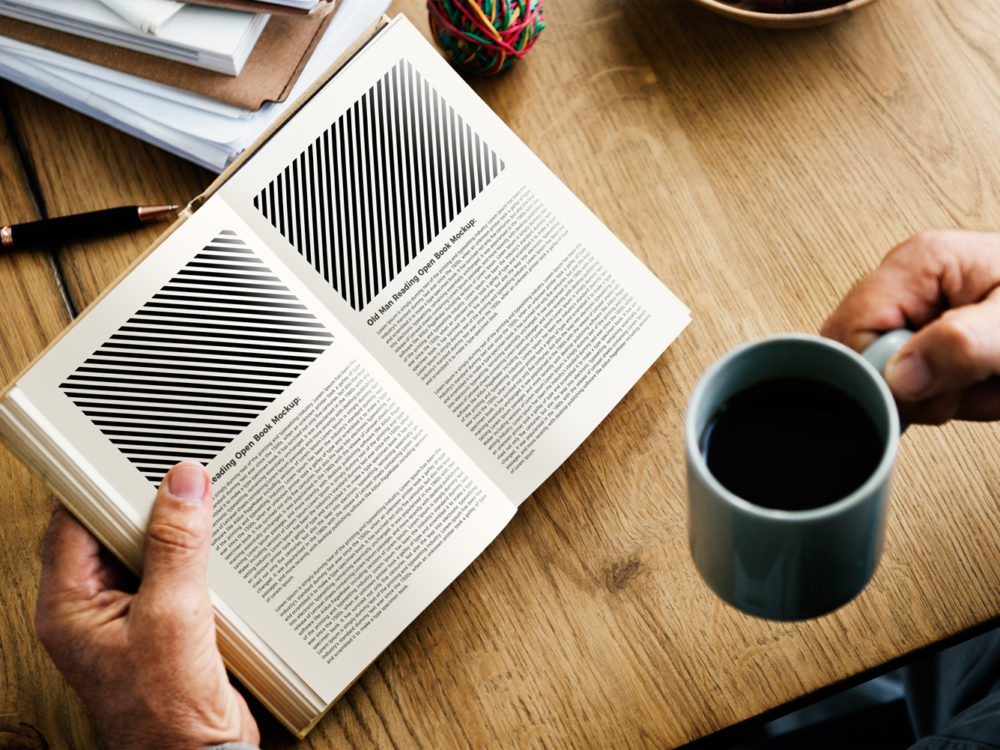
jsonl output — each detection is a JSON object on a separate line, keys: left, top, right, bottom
{"left": 59, "top": 230, "right": 334, "bottom": 484}
{"left": 253, "top": 57, "right": 505, "bottom": 312}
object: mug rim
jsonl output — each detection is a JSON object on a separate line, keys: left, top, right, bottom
{"left": 685, "top": 333, "right": 901, "bottom": 522}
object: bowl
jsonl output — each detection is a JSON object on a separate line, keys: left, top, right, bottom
{"left": 691, "top": 0, "right": 877, "bottom": 28}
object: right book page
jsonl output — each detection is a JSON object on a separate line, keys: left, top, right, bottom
{"left": 218, "top": 14, "right": 692, "bottom": 505}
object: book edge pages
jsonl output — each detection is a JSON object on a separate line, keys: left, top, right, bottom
{"left": 0, "top": 387, "right": 325, "bottom": 734}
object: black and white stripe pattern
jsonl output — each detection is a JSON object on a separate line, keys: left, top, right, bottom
{"left": 253, "top": 57, "right": 505, "bottom": 311}
{"left": 59, "top": 230, "right": 334, "bottom": 484}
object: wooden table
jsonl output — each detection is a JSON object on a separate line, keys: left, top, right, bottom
{"left": 3, "top": 0, "right": 1000, "bottom": 747}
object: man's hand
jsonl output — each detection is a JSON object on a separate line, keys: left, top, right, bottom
{"left": 34, "top": 461, "right": 260, "bottom": 750}
{"left": 821, "top": 230, "right": 1000, "bottom": 424}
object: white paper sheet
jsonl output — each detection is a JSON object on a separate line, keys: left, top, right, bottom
{"left": 96, "top": 0, "right": 186, "bottom": 34}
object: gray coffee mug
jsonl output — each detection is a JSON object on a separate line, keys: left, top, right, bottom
{"left": 685, "top": 330, "right": 911, "bottom": 621}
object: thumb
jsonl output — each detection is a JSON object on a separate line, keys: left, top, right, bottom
{"left": 885, "top": 294, "right": 1000, "bottom": 401}
{"left": 139, "top": 461, "right": 213, "bottom": 607}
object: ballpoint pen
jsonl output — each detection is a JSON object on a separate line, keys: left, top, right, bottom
{"left": 0, "top": 205, "right": 179, "bottom": 249}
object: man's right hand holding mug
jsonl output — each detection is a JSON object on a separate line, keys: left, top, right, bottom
{"left": 821, "top": 229, "right": 1000, "bottom": 424}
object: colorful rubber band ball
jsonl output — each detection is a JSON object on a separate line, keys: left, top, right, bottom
{"left": 427, "top": 0, "right": 546, "bottom": 76}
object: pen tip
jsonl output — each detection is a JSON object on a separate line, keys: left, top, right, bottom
{"left": 138, "top": 205, "right": 180, "bottom": 221}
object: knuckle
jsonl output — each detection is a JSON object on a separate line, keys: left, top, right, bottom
{"left": 145, "top": 516, "right": 203, "bottom": 556}
{"left": 908, "top": 228, "right": 946, "bottom": 250}
{"left": 909, "top": 228, "right": 954, "bottom": 252}
{"left": 896, "top": 230, "right": 950, "bottom": 270}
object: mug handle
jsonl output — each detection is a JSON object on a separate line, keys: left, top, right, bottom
{"left": 861, "top": 329, "right": 913, "bottom": 374}
{"left": 860, "top": 328, "right": 913, "bottom": 432}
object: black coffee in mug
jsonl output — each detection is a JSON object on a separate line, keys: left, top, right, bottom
{"left": 700, "top": 377, "right": 883, "bottom": 511}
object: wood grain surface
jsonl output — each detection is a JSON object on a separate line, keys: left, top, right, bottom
{"left": 2, "top": 0, "right": 1000, "bottom": 747}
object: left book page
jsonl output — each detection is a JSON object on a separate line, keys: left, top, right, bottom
{"left": 3, "top": 197, "right": 517, "bottom": 730}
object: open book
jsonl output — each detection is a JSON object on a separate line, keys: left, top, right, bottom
{"left": 0, "top": 14, "right": 690, "bottom": 736}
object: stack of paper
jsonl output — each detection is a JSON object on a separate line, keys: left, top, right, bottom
{"left": 0, "top": 0, "right": 268, "bottom": 75}
{"left": 0, "top": 0, "right": 390, "bottom": 171}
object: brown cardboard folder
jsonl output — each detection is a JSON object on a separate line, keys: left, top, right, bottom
{"left": 0, "top": 10, "right": 337, "bottom": 110}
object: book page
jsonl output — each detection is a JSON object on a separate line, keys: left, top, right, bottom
{"left": 16, "top": 200, "right": 514, "bottom": 703}
{"left": 216, "top": 15, "right": 691, "bottom": 504}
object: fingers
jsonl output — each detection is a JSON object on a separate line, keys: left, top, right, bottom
{"left": 38, "top": 504, "right": 102, "bottom": 604}
{"left": 821, "top": 252, "right": 931, "bottom": 353}
{"left": 822, "top": 230, "right": 1000, "bottom": 424}
{"left": 822, "top": 230, "right": 1000, "bottom": 352}
{"left": 137, "top": 462, "right": 213, "bottom": 613}
{"left": 885, "top": 288, "right": 1000, "bottom": 402}
{"left": 35, "top": 465, "right": 258, "bottom": 749}
{"left": 821, "top": 231, "right": 951, "bottom": 351}
{"left": 35, "top": 504, "right": 130, "bottom": 656}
